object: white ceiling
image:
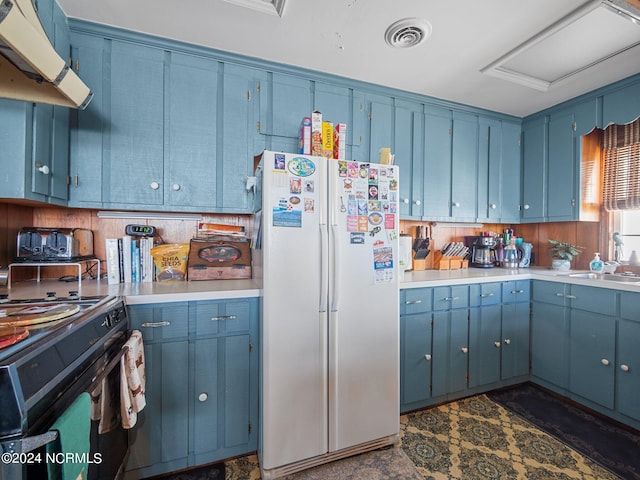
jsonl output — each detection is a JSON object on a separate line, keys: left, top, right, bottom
{"left": 56, "top": 0, "right": 640, "bottom": 118}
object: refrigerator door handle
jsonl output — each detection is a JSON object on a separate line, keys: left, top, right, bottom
{"left": 320, "top": 224, "right": 329, "bottom": 312}
{"left": 331, "top": 224, "right": 340, "bottom": 312}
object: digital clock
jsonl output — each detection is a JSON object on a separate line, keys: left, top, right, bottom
{"left": 125, "top": 224, "right": 157, "bottom": 237}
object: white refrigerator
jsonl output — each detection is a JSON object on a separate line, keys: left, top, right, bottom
{"left": 256, "top": 151, "right": 400, "bottom": 479}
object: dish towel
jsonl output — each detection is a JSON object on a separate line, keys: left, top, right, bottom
{"left": 46, "top": 392, "right": 91, "bottom": 480}
{"left": 89, "top": 367, "right": 119, "bottom": 434}
{"left": 121, "top": 330, "right": 146, "bottom": 429}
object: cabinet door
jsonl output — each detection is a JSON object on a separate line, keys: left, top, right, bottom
{"left": 500, "top": 121, "right": 522, "bottom": 222}
{"left": 69, "top": 33, "right": 105, "bottom": 206}
{"left": 478, "top": 117, "right": 500, "bottom": 221}
{"left": 569, "top": 310, "right": 615, "bottom": 409}
{"left": 547, "top": 110, "right": 575, "bottom": 221}
{"left": 259, "top": 72, "right": 312, "bottom": 137}
{"left": 449, "top": 309, "right": 470, "bottom": 395}
{"left": 32, "top": 103, "right": 53, "bottom": 197}
{"left": 166, "top": 52, "right": 218, "bottom": 209}
{"left": 369, "top": 99, "right": 393, "bottom": 163}
{"left": 451, "top": 112, "right": 478, "bottom": 220}
{"left": 521, "top": 117, "right": 546, "bottom": 222}
{"left": 531, "top": 301, "right": 568, "bottom": 388}
{"left": 501, "top": 301, "right": 530, "bottom": 379}
{"left": 220, "top": 63, "right": 265, "bottom": 213}
{"left": 394, "top": 101, "right": 424, "bottom": 218}
{"left": 469, "top": 304, "right": 501, "bottom": 388}
{"left": 105, "top": 41, "right": 165, "bottom": 206}
{"left": 617, "top": 319, "right": 640, "bottom": 422}
{"left": 125, "top": 326, "right": 190, "bottom": 476}
{"left": 401, "top": 313, "right": 432, "bottom": 406}
{"left": 314, "top": 83, "right": 351, "bottom": 144}
{"left": 424, "top": 107, "right": 452, "bottom": 218}
{"left": 602, "top": 81, "right": 640, "bottom": 127}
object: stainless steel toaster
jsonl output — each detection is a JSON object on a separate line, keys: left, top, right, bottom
{"left": 15, "top": 227, "right": 94, "bottom": 261}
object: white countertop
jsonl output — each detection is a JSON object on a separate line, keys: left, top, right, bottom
{"left": 401, "top": 266, "right": 640, "bottom": 292}
{"left": 4, "top": 267, "right": 639, "bottom": 304}
{"left": 2, "top": 278, "right": 262, "bottom": 304}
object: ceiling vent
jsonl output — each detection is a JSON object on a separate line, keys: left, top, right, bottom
{"left": 385, "top": 18, "right": 432, "bottom": 48}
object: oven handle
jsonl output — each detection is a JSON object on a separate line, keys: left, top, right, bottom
{"left": 88, "top": 345, "right": 129, "bottom": 394}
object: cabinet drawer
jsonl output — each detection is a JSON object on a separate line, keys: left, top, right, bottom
{"left": 569, "top": 285, "right": 617, "bottom": 317}
{"left": 620, "top": 291, "right": 640, "bottom": 321}
{"left": 433, "top": 285, "right": 468, "bottom": 310}
{"left": 401, "top": 288, "right": 432, "bottom": 314}
{"left": 532, "top": 281, "right": 567, "bottom": 306}
{"left": 192, "top": 299, "right": 252, "bottom": 336}
{"left": 130, "top": 303, "right": 189, "bottom": 341}
{"left": 502, "top": 280, "right": 530, "bottom": 303}
{"left": 469, "top": 282, "right": 501, "bottom": 306}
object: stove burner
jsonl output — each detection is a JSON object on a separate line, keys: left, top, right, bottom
{"left": 45, "top": 291, "right": 57, "bottom": 301}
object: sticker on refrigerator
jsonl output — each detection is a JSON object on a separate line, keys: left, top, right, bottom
{"left": 287, "top": 157, "right": 316, "bottom": 177}
{"left": 274, "top": 153, "right": 286, "bottom": 170}
{"left": 348, "top": 162, "right": 359, "bottom": 178}
{"left": 304, "top": 198, "right": 315, "bottom": 212}
{"left": 350, "top": 232, "right": 365, "bottom": 244}
{"left": 373, "top": 241, "right": 394, "bottom": 284}
{"left": 290, "top": 177, "right": 302, "bottom": 194}
{"left": 273, "top": 198, "right": 302, "bottom": 228}
{"left": 368, "top": 168, "right": 378, "bottom": 184}
{"left": 338, "top": 161, "right": 348, "bottom": 177}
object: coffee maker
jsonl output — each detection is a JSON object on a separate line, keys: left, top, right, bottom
{"left": 466, "top": 235, "right": 496, "bottom": 268}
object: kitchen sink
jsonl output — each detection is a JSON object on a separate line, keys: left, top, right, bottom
{"left": 601, "top": 273, "right": 640, "bottom": 283}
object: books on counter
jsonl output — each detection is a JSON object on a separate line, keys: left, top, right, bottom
{"left": 105, "top": 236, "right": 154, "bottom": 285}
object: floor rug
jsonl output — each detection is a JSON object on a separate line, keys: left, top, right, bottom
{"left": 145, "top": 462, "right": 224, "bottom": 480}
{"left": 487, "top": 383, "right": 640, "bottom": 480}
{"left": 401, "top": 394, "right": 618, "bottom": 480}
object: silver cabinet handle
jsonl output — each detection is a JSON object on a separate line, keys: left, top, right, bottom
{"left": 504, "top": 338, "right": 511, "bottom": 345}
{"left": 424, "top": 354, "right": 431, "bottom": 361}
{"left": 211, "top": 315, "right": 237, "bottom": 321}
{"left": 172, "top": 183, "right": 181, "bottom": 191}
{"left": 481, "top": 293, "right": 495, "bottom": 298}
{"left": 494, "top": 341, "right": 501, "bottom": 348}
{"left": 198, "top": 392, "right": 208, "bottom": 402}
{"left": 405, "top": 300, "right": 422, "bottom": 305}
{"left": 461, "top": 347, "right": 468, "bottom": 354}
{"left": 150, "top": 181, "right": 160, "bottom": 190}
{"left": 414, "top": 200, "right": 422, "bottom": 206}
{"left": 490, "top": 203, "right": 497, "bottom": 209}
{"left": 443, "top": 296, "right": 460, "bottom": 301}
{"left": 601, "top": 359, "right": 610, "bottom": 366}
{"left": 565, "top": 294, "right": 577, "bottom": 299}
{"left": 403, "top": 198, "right": 410, "bottom": 204}
{"left": 555, "top": 292, "right": 565, "bottom": 297}
{"left": 141, "top": 321, "right": 171, "bottom": 327}
{"left": 621, "top": 364, "right": 630, "bottom": 372}
{"left": 510, "top": 289, "right": 524, "bottom": 294}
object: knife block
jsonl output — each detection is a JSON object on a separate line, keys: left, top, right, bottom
{"left": 433, "top": 251, "right": 469, "bottom": 270}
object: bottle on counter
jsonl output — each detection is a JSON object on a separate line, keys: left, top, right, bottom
{"left": 589, "top": 253, "right": 604, "bottom": 273}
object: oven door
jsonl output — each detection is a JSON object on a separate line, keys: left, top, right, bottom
{"left": 0, "top": 330, "right": 130, "bottom": 480}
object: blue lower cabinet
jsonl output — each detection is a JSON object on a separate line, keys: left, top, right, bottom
{"left": 569, "top": 310, "right": 615, "bottom": 409}
{"left": 401, "top": 312, "right": 432, "bottom": 408}
{"left": 125, "top": 298, "right": 259, "bottom": 479}
{"left": 432, "top": 309, "right": 469, "bottom": 398}
{"left": 469, "top": 304, "right": 502, "bottom": 388}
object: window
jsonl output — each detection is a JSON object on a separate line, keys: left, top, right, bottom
{"left": 602, "top": 118, "right": 640, "bottom": 264}
{"left": 602, "top": 119, "right": 640, "bottom": 211}
{"left": 614, "top": 210, "right": 640, "bottom": 263}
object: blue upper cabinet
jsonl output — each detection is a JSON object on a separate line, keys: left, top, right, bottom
{"left": 451, "top": 112, "right": 478, "bottom": 221}
{"left": 165, "top": 52, "right": 218, "bottom": 209}
{"left": 349, "top": 92, "right": 393, "bottom": 163}
{"left": 423, "top": 106, "right": 452, "bottom": 219}
{"left": 521, "top": 117, "right": 547, "bottom": 222}
{"left": 107, "top": 41, "right": 165, "bottom": 207}
{"left": 547, "top": 108, "right": 576, "bottom": 221}
{"left": 423, "top": 108, "right": 479, "bottom": 221}
{"left": 394, "top": 100, "right": 424, "bottom": 218}
{"left": 500, "top": 121, "right": 522, "bottom": 223}
{"left": 69, "top": 33, "right": 261, "bottom": 213}
{"left": 602, "top": 79, "right": 640, "bottom": 127}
